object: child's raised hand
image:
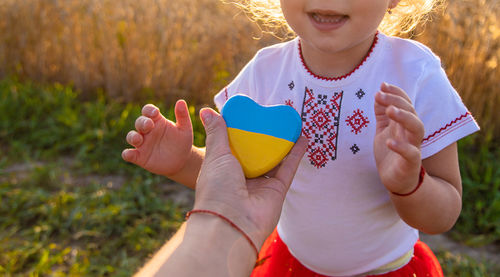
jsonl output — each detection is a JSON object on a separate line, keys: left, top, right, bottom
{"left": 373, "top": 83, "right": 425, "bottom": 195}
{"left": 122, "top": 100, "right": 194, "bottom": 177}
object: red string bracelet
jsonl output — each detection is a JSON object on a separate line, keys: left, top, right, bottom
{"left": 185, "top": 209, "right": 259, "bottom": 260}
{"left": 391, "top": 166, "right": 426, "bottom": 196}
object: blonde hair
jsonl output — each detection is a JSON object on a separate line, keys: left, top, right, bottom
{"left": 226, "top": 0, "right": 445, "bottom": 38}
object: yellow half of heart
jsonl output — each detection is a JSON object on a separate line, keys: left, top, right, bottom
{"left": 227, "top": 127, "right": 295, "bottom": 178}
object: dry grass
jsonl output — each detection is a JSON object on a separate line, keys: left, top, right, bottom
{"left": 415, "top": 0, "right": 500, "bottom": 139}
{"left": 0, "top": 0, "right": 275, "bottom": 103}
{"left": 0, "top": 0, "right": 498, "bottom": 136}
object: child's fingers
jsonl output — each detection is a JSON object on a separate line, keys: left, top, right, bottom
{"left": 386, "top": 139, "right": 421, "bottom": 164}
{"left": 374, "top": 94, "right": 389, "bottom": 116}
{"left": 135, "top": 116, "right": 154, "bottom": 134}
{"left": 174, "top": 100, "right": 193, "bottom": 132}
{"left": 141, "top": 104, "right": 160, "bottom": 119}
{"left": 126, "top": 130, "right": 143, "bottom": 147}
{"left": 380, "top": 82, "right": 412, "bottom": 103}
{"left": 386, "top": 106, "right": 424, "bottom": 143}
{"left": 375, "top": 91, "right": 415, "bottom": 114}
{"left": 121, "top": 148, "right": 139, "bottom": 163}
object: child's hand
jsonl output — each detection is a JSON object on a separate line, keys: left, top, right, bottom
{"left": 122, "top": 100, "right": 194, "bottom": 177}
{"left": 373, "top": 83, "right": 425, "bottom": 194}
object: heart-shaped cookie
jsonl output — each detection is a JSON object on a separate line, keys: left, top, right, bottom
{"left": 221, "top": 95, "right": 302, "bottom": 178}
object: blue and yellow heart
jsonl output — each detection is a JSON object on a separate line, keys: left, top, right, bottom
{"left": 221, "top": 95, "right": 302, "bottom": 178}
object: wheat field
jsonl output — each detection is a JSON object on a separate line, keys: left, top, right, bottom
{"left": 0, "top": 0, "right": 276, "bottom": 103}
{"left": 416, "top": 0, "right": 499, "bottom": 139}
{"left": 0, "top": 0, "right": 498, "bottom": 137}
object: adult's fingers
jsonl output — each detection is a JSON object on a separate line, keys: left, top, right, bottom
{"left": 200, "top": 108, "right": 231, "bottom": 161}
{"left": 273, "top": 136, "right": 308, "bottom": 190}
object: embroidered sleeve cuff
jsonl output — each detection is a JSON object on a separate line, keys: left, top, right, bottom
{"left": 421, "top": 112, "right": 479, "bottom": 159}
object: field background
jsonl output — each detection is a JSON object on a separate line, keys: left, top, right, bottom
{"left": 0, "top": 0, "right": 499, "bottom": 275}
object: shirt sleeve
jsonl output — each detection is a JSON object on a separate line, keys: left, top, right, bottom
{"left": 213, "top": 54, "right": 257, "bottom": 112}
{"left": 413, "top": 60, "right": 480, "bottom": 159}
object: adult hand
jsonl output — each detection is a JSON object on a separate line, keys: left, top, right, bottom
{"left": 134, "top": 107, "right": 307, "bottom": 277}
{"left": 194, "top": 107, "right": 308, "bottom": 248}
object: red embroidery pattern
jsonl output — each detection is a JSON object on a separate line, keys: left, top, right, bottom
{"left": 346, "top": 109, "right": 370, "bottom": 134}
{"left": 285, "top": 99, "right": 294, "bottom": 107}
{"left": 422, "top": 112, "right": 472, "bottom": 145}
{"left": 298, "top": 32, "right": 379, "bottom": 82}
{"left": 224, "top": 87, "right": 229, "bottom": 101}
{"left": 301, "top": 87, "right": 343, "bottom": 168}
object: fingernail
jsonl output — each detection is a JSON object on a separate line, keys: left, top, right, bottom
{"left": 201, "top": 109, "right": 213, "bottom": 125}
{"left": 390, "top": 106, "right": 399, "bottom": 115}
{"left": 389, "top": 139, "right": 397, "bottom": 148}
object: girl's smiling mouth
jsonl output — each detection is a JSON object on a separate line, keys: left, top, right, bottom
{"left": 308, "top": 11, "right": 348, "bottom": 31}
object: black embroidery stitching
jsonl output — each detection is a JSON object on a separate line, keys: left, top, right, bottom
{"left": 350, "top": 144, "right": 360, "bottom": 154}
{"left": 356, "top": 89, "right": 365, "bottom": 99}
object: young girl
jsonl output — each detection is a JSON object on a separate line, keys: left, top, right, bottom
{"left": 122, "top": 0, "right": 479, "bottom": 275}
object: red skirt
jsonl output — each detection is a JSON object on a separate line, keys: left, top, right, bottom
{"left": 251, "top": 229, "right": 443, "bottom": 277}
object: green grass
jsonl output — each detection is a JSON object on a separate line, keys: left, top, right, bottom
{"left": 0, "top": 77, "right": 206, "bottom": 174}
{"left": 436, "top": 250, "right": 500, "bottom": 277}
{"left": 0, "top": 163, "right": 183, "bottom": 276}
{"left": 454, "top": 134, "right": 500, "bottom": 246}
{"left": 0, "top": 77, "right": 139, "bottom": 173}
{"left": 0, "top": 77, "right": 498, "bottom": 275}
{"left": 0, "top": 77, "right": 204, "bottom": 275}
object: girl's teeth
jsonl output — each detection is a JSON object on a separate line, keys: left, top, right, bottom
{"left": 312, "top": 13, "right": 344, "bottom": 23}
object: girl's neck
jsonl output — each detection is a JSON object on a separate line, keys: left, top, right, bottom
{"left": 299, "top": 33, "right": 377, "bottom": 80}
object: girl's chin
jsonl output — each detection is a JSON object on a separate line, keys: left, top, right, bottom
{"left": 302, "top": 39, "right": 348, "bottom": 55}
